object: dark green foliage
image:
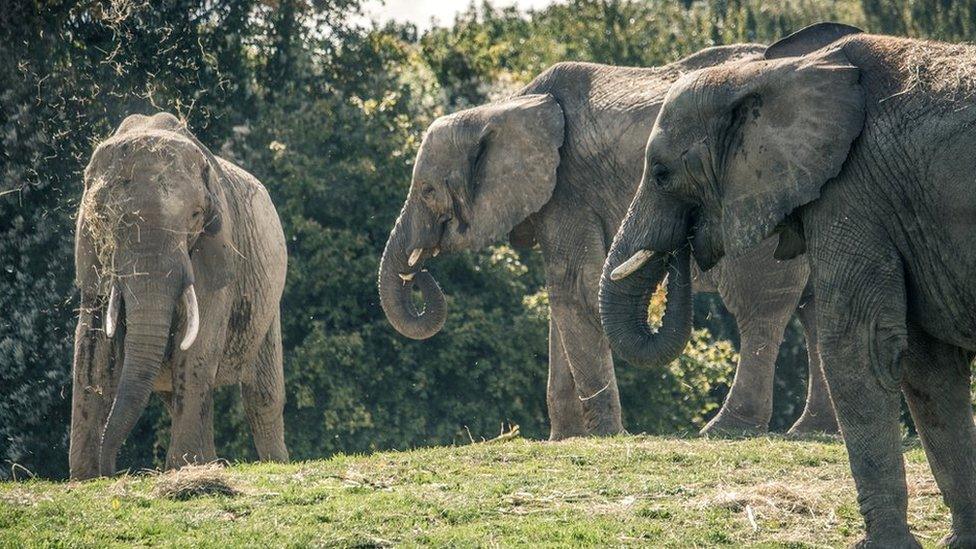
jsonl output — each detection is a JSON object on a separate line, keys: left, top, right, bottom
{"left": 4, "top": 0, "right": 975, "bottom": 479}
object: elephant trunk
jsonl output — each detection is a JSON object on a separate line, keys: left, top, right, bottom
{"left": 600, "top": 246, "right": 693, "bottom": 368}
{"left": 378, "top": 210, "right": 447, "bottom": 340}
{"left": 97, "top": 266, "right": 191, "bottom": 476}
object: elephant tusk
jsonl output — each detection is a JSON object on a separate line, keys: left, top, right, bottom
{"left": 179, "top": 285, "right": 200, "bottom": 351}
{"left": 408, "top": 248, "right": 424, "bottom": 267}
{"left": 432, "top": 247, "right": 440, "bottom": 257}
{"left": 399, "top": 272, "right": 415, "bottom": 282}
{"left": 611, "top": 249, "right": 655, "bottom": 281}
{"left": 105, "top": 284, "right": 120, "bottom": 338}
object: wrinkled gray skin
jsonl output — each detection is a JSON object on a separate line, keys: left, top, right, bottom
{"left": 70, "top": 113, "right": 288, "bottom": 479}
{"left": 380, "top": 46, "right": 837, "bottom": 439}
{"left": 602, "top": 22, "right": 976, "bottom": 548}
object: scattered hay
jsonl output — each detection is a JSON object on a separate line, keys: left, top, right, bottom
{"left": 152, "top": 464, "right": 238, "bottom": 501}
{"left": 0, "top": 489, "right": 53, "bottom": 507}
{"left": 333, "top": 468, "right": 394, "bottom": 491}
{"left": 699, "top": 482, "right": 817, "bottom": 516}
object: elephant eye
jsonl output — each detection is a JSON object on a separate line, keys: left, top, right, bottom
{"left": 421, "top": 185, "right": 435, "bottom": 198}
{"left": 651, "top": 163, "right": 670, "bottom": 187}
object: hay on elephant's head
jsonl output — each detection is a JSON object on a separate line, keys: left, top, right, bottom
{"left": 80, "top": 175, "right": 129, "bottom": 286}
{"left": 80, "top": 134, "right": 178, "bottom": 286}
{"left": 897, "top": 41, "right": 976, "bottom": 102}
{"left": 152, "top": 464, "right": 238, "bottom": 500}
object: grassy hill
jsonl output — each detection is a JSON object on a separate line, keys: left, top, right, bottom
{"left": 0, "top": 435, "right": 949, "bottom": 547}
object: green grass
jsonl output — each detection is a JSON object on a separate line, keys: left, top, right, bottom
{"left": 0, "top": 435, "right": 950, "bottom": 547}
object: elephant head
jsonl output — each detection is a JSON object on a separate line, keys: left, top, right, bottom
{"left": 600, "top": 23, "right": 865, "bottom": 367}
{"left": 378, "top": 94, "right": 564, "bottom": 339}
{"left": 72, "top": 112, "right": 235, "bottom": 477}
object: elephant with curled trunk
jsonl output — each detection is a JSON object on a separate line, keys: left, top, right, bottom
{"left": 601, "top": 22, "right": 976, "bottom": 547}
{"left": 70, "top": 112, "right": 288, "bottom": 479}
{"left": 379, "top": 47, "right": 838, "bottom": 439}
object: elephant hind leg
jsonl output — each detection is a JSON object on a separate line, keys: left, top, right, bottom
{"left": 901, "top": 325, "right": 976, "bottom": 544}
{"left": 547, "top": 318, "right": 587, "bottom": 440}
{"left": 787, "top": 295, "right": 839, "bottom": 436}
{"left": 242, "top": 315, "right": 288, "bottom": 462}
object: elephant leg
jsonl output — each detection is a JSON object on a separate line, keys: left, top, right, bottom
{"left": 701, "top": 320, "right": 780, "bottom": 435}
{"left": 819, "top": 322, "right": 915, "bottom": 546}
{"left": 703, "top": 240, "right": 807, "bottom": 436}
{"left": 787, "top": 295, "right": 840, "bottom": 435}
{"left": 810, "top": 232, "right": 917, "bottom": 547}
{"left": 550, "top": 295, "right": 624, "bottom": 437}
{"left": 241, "top": 316, "right": 288, "bottom": 462}
{"left": 166, "top": 378, "right": 217, "bottom": 469}
{"left": 547, "top": 317, "right": 587, "bottom": 440}
{"left": 901, "top": 325, "right": 976, "bottom": 546}
{"left": 69, "top": 297, "right": 120, "bottom": 479}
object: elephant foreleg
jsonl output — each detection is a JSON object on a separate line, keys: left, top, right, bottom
{"left": 547, "top": 317, "right": 587, "bottom": 440}
{"left": 810, "top": 226, "right": 917, "bottom": 547}
{"left": 549, "top": 294, "right": 624, "bottom": 437}
{"left": 241, "top": 316, "right": 288, "bottom": 462}
{"left": 788, "top": 295, "right": 839, "bottom": 435}
{"left": 166, "top": 362, "right": 218, "bottom": 469}
{"left": 901, "top": 325, "right": 976, "bottom": 545}
{"left": 69, "top": 296, "right": 120, "bottom": 479}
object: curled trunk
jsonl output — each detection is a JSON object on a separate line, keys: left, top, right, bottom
{"left": 378, "top": 217, "right": 447, "bottom": 340}
{"left": 599, "top": 246, "right": 693, "bottom": 368}
{"left": 97, "top": 276, "right": 180, "bottom": 476}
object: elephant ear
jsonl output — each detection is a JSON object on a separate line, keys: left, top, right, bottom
{"left": 178, "top": 127, "right": 237, "bottom": 291}
{"left": 764, "top": 22, "right": 862, "bottom": 60}
{"left": 718, "top": 46, "right": 865, "bottom": 257}
{"left": 460, "top": 94, "right": 564, "bottom": 249}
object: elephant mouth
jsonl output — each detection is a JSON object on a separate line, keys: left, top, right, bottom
{"left": 689, "top": 211, "right": 722, "bottom": 271}
{"left": 399, "top": 216, "right": 454, "bottom": 280}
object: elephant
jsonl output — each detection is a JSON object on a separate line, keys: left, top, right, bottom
{"left": 69, "top": 112, "right": 288, "bottom": 479}
{"left": 600, "top": 21, "right": 976, "bottom": 547}
{"left": 379, "top": 46, "right": 838, "bottom": 440}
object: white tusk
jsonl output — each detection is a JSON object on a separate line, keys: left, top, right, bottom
{"left": 408, "top": 248, "right": 424, "bottom": 267}
{"left": 399, "top": 272, "right": 415, "bottom": 282}
{"left": 610, "top": 249, "right": 655, "bottom": 281}
{"left": 179, "top": 285, "right": 200, "bottom": 351}
{"left": 432, "top": 247, "right": 440, "bottom": 257}
{"left": 105, "top": 284, "right": 120, "bottom": 338}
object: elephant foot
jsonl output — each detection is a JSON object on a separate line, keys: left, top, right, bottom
{"left": 700, "top": 408, "right": 767, "bottom": 437}
{"left": 942, "top": 532, "right": 976, "bottom": 549}
{"left": 165, "top": 448, "right": 218, "bottom": 470}
{"left": 579, "top": 388, "right": 624, "bottom": 437}
{"left": 585, "top": 421, "right": 626, "bottom": 437}
{"left": 548, "top": 425, "right": 588, "bottom": 441}
{"left": 854, "top": 528, "right": 921, "bottom": 549}
{"left": 787, "top": 411, "right": 840, "bottom": 436}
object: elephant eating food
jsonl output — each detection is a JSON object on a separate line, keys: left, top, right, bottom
{"left": 379, "top": 48, "right": 839, "bottom": 439}
{"left": 70, "top": 112, "right": 288, "bottom": 479}
{"left": 601, "top": 22, "right": 976, "bottom": 547}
